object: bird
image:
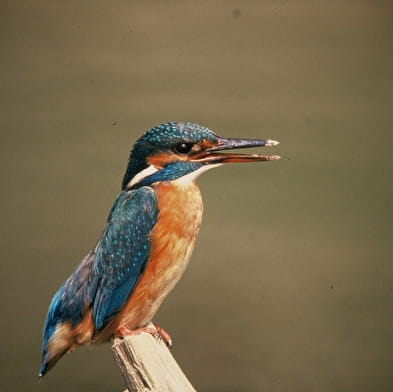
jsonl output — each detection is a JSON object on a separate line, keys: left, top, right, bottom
{"left": 39, "top": 121, "right": 280, "bottom": 378}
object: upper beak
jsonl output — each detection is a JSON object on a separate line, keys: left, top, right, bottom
{"left": 192, "top": 137, "right": 281, "bottom": 164}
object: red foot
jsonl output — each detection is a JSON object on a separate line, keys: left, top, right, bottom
{"left": 116, "top": 325, "right": 138, "bottom": 336}
{"left": 116, "top": 323, "right": 173, "bottom": 348}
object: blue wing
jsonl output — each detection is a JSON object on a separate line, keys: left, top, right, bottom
{"left": 40, "top": 186, "right": 157, "bottom": 376}
{"left": 42, "top": 186, "right": 158, "bottom": 335}
{"left": 89, "top": 186, "right": 158, "bottom": 329}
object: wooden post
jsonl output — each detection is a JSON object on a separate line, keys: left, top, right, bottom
{"left": 111, "top": 323, "right": 197, "bottom": 392}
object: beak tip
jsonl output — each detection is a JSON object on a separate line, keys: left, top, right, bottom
{"left": 266, "top": 139, "right": 280, "bottom": 146}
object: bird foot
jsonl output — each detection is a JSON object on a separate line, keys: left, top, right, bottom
{"left": 152, "top": 323, "right": 173, "bottom": 348}
{"left": 116, "top": 323, "right": 173, "bottom": 347}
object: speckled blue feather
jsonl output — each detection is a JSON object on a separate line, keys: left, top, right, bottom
{"left": 40, "top": 187, "right": 157, "bottom": 375}
{"left": 91, "top": 186, "right": 158, "bottom": 329}
{"left": 122, "top": 122, "right": 218, "bottom": 189}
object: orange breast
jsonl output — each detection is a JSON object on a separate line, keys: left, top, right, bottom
{"left": 101, "top": 180, "right": 203, "bottom": 337}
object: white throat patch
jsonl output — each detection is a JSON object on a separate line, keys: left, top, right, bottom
{"left": 173, "top": 164, "right": 222, "bottom": 186}
{"left": 127, "top": 165, "right": 158, "bottom": 188}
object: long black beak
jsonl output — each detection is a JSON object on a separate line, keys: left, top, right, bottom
{"left": 193, "top": 136, "right": 281, "bottom": 164}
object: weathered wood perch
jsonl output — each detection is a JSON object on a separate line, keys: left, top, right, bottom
{"left": 111, "top": 323, "right": 197, "bottom": 392}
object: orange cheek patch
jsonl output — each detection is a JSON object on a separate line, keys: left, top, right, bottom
{"left": 147, "top": 152, "right": 187, "bottom": 168}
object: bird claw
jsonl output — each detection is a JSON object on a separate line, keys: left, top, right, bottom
{"left": 152, "top": 323, "right": 173, "bottom": 348}
{"left": 116, "top": 323, "right": 173, "bottom": 348}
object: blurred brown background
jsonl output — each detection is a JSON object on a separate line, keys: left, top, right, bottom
{"left": 1, "top": 1, "right": 392, "bottom": 391}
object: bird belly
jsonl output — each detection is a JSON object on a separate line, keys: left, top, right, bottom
{"left": 101, "top": 181, "right": 203, "bottom": 337}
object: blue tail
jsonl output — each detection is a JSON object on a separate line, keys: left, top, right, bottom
{"left": 39, "top": 287, "right": 66, "bottom": 377}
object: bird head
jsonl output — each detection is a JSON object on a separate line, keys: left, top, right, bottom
{"left": 122, "top": 122, "right": 280, "bottom": 190}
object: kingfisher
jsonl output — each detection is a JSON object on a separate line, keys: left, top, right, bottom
{"left": 39, "top": 122, "right": 280, "bottom": 377}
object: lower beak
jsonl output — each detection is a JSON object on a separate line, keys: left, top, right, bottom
{"left": 192, "top": 137, "right": 281, "bottom": 164}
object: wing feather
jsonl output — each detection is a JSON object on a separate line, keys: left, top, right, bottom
{"left": 91, "top": 186, "right": 158, "bottom": 329}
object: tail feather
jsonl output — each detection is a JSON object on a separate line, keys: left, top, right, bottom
{"left": 39, "top": 343, "right": 70, "bottom": 378}
{"left": 39, "top": 317, "right": 75, "bottom": 378}
{"left": 39, "top": 250, "right": 97, "bottom": 377}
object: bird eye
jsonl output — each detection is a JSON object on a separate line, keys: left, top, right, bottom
{"left": 174, "top": 142, "right": 194, "bottom": 154}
